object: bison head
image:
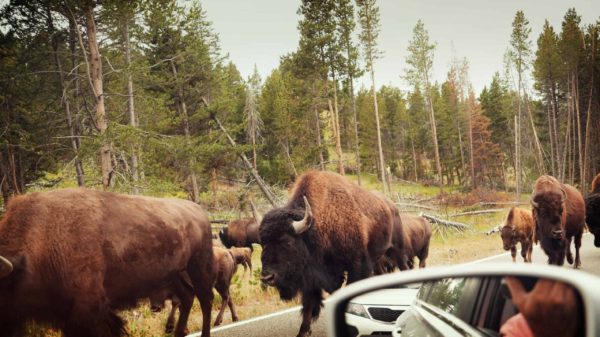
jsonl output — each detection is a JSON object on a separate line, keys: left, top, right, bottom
{"left": 0, "top": 256, "right": 12, "bottom": 278}
{"left": 259, "top": 196, "right": 313, "bottom": 300}
{"left": 531, "top": 191, "right": 566, "bottom": 241}
{"left": 218, "top": 228, "right": 233, "bottom": 248}
{"left": 500, "top": 225, "right": 515, "bottom": 251}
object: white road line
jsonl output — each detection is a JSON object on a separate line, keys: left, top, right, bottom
{"left": 188, "top": 232, "right": 593, "bottom": 336}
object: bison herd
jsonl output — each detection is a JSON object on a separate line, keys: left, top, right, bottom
{"left": 499, "top": 173, "right": 600, "bottom": 269}
{"left": 0, "top": 171, "right": 599, "bottom": 337}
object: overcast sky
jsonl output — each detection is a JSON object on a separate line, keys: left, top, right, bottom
{"left": 202, "top": 0, "right": 599, "bottom": 94}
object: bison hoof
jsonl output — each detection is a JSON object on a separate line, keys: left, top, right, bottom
{"left": 232, "top": 316, "right": 239, "bottom": 322}
{"left": 214, "top": 319, "right": 222, "bottom": 326}
{"left": 174, "top": 328, "right": 189, "bottom": 337}
{"left": 165, "top": 324, "right": 174, "bottom": 334}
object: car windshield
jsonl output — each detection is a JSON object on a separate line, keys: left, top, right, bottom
{"left": 0, "top": 1, "right": 597, "bottom": 337}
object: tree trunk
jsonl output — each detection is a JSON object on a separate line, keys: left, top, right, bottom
{"left": 515, "top": 114, "right": 520, "bottom": 199}
{"left": 171, "top": 61, "right": 199, "bottom": 203}
{"left": 331, "top": 77, "right": 344, "bottom": 175}
{"left": 411, "top": 138, "right": 418, "bottom": 181}
{"left": 84, "top": 5, "right": 112, "bottom": 189}
{"left": 546, "top": 95, "right": 556, "bottom": 176}
{"left": 314, "top": 103, "right": 325, "bottom": 171}
{"left": 124, "top": 18, "right": 139, "bottom": 194}
{"left": 551, "top": 83, "right": 561, "bottom": 179}
{"left": 574, "top": 73, "right": 583, "bottom": 186}
{"left": 348, "top": 67, "right": 361, "bottom": 185}
{"left": 51, "top": 11, "right": 84, "bottom": 187}
{"left": 583, "top": 30, "right": 596, "bottom": 194}
{"left": 370, "top": 66, "right": 387, "bottom": 193}
{"left": 467, "top": 101, "right": 475, "bottom": 189}
{"left": 524, "top": 93, "right": 545, "bottom": 173}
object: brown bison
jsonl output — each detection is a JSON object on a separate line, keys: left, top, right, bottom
{"left": 150, "top": 246, "right": 240, "bottom": 331}
{"left": 230, "top": 246, "right": 253, "bottom": 274}
{"left": 500, "top": 207, "right": 535, "bottom": 262}
{"left": 400, "top": 214, "right": 432, "bottom": 269}
{"left": 585, "top": 173, "right": 600, "bottom": 247}
{"left": 531, "top": 175, "right": 586, "bottom": 267}
{"left": 218, "top": 201, "right": 262, "bottom": 249}
{"left": 259, "top": 171, "right": 393, "bottom": 337}
{"left": 0, "top": 188, "right": 214, "bottom": 337}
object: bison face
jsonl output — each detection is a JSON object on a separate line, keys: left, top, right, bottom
{"left": 259, "top": 197, "right": 314, "bottom": 301}
{"left": 218, "top": 228, "right": 233, "bottom": 248}
{"left": 500, "top": 226, "right": 515, "bottom": 251}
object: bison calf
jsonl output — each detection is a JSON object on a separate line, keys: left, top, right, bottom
{"left": 151, "top": 246, "right": 239, "bottom": 332}
{"left": 531, "top": 175, "right": 585, "bottom": 267}
{"left": 401, "top": 214, "right": 432, "bottom": 269}
{"left": 230, "top": 247, "right": 253, "bottom": 274}
{"left": 500, "top": 207, "right": 534, "bottom": 262}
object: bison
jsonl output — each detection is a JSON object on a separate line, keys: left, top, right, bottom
{"left": 0, "top": 188, "right": 214, "bottom": 337}
{"left": 400, "top": 214, "right": 432, "bottom": 269}
{"left": 585, "top": 173, "right": 600, "bottom": 247}
{"left": 229, "top": 246, "right": 253, "bottom": 274}
{"left": 259, "top": 170, "right": 393, "bottom": 337}
{"left": 531, "top": 175, "right": 586, "bottom": 267}
{"left": 150, "top": 246, "right": 239, "bottom": 331}
{"left": 218, "top": 201, "right": 262, "bottom": 249}
{"left": 500, "top": 207, "right": 535, "bottom": 262}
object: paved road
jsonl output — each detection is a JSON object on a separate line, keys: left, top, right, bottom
{"left": 189, "top": 234, "right": 600, "bottom": 337}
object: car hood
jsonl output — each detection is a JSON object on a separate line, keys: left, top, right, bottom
{"left": 349, "top": 288, "right": 419, "bottom": 306}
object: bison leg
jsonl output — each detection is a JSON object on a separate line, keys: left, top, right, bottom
{"left": 510, "top": 246, "right": 517, "bottom": 262}
{"left": 227, "top": 295, "right": 239, "bottom": 322}
{"left": 574, "top": 231, "right": 582, "bottom": 268}
{"left": 347, "top": 258, "right": 372, "bottom": 284}
{"left": 418, "top": 244, "right": 429, "bottom": 269}
{"left": 63, "top": 304, "right": 126, "bottom": 337}
{"left": 526, "top": 242, "right": 533, "bottom": 262}
{"left": 213, "top": 286, "right": 230, "bottom": 326}
{"left": 565, "top": 236, "right": 574, "bottom": 265}
{"left": 297, "top": 289, "right": 323, "bottom": 337}
{"left": 170, "top": 277, "right": 194, "bottom": 337}
{"left": 165, "top": 298, "right": 179, "bottom": 333}
{"left": 520, "top": 242, "right": 529, "bottom": 263}
{"left": 187, "top": 256, "right": 214, "bottom": 337}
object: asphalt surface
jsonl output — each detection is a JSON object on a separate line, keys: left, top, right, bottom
{"left": 189, "top": 234, "right": 600, "bottom": 337}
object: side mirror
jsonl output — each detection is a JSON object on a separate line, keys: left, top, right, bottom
{"left": 327, "top": 264, "right": 600, "bottom": 337}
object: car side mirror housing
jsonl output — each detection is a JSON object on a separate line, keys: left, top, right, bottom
{"left": 327, "top": 264, "right": 600, "bottom": 337}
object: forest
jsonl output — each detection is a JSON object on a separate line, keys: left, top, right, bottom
{"left": 0, "top": 0, "right": 599, "bottom": 209}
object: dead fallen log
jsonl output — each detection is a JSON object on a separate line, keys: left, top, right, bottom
{"left": 448, "top": 209, "right": 507, "bottom": 218}
{"left": 395, "top": 202, "right": 437, "bottom": 211}
{"left": 477, "top": 201, "right": 528, "bottom": 207}
{"left": 209, "top": 219, "right": 230, "bottom": 224}
{"left": 484, "top": 225, "right": 502, "bottom": 235}
{"left": 213, "top": 116, "right": 278, "bottom": 206}
{"left": 420, "top": 212, "right": 471, "bottom": 231}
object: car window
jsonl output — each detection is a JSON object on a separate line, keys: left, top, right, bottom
{"left": 423, "top": 277, "right": 467, "bottom": 315}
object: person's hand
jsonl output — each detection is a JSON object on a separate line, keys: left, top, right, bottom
{"left": 505, "top": 277, "right": 581, "bottom": 337}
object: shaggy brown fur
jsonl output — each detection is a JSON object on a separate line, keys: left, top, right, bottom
{"left": 150, "top": 246, "right": 239, "bottom": 331}
{"left": 591, "top": 173, "right": 600, "bottom": 194}
{"left": 229, "top": 247, "right": 253, "bottom": 274}
{"left": 259, "top": 170, "right": 393, "bottom": 337}
{"left": 586, "top": 173, "right": 600, "bottom": 247}
{"left": 400, "top": 214, "right": 432, "bottom": 269}
{"left": 0, "top": 188, "right": 214, "bottom": 337}
{"left": 500, "top": 207, "right": 534, "bottom": 262}
{"left": 219, "top": 218, "right": 260, "bottom": 249}
{"left": 531, "top": 175, "right": 586, "bottom": 267}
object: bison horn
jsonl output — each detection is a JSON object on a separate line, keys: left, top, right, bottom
{"left": 250, "top": 200, "right": 263, "bottom": 225}
{"left": 292, "top": 196, "right": 312, "bottom": 234}
{"left": 530, "top": 199, "right": 538, "bottom": 208}
{"left": 0, "top": 255, "right": 13, "bottom": 278}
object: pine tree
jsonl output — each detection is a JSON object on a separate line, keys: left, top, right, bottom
{"left": 404, "top": 20, "right": 443, "bottom": 193}
{"left": 357, "top": 0, "right": 387, "bottom": 193}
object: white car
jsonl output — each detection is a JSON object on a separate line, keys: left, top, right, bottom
{"left": 344, "top": 284, "right": 420, "bottom": 337}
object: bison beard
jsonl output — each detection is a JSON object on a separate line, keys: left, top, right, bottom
{"left": 0, "top": 189, "right": 214, "bottom": 337}
{"left": 531, "top": 175, "right": 585, "bottom": 267}
{"left": 259, "top": 171, "right": 393, "bottom": 337}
